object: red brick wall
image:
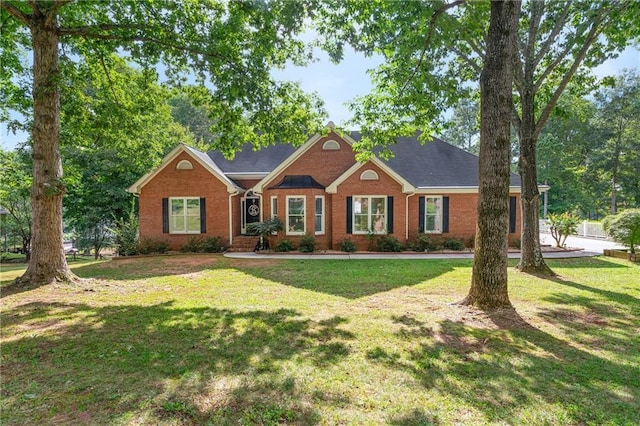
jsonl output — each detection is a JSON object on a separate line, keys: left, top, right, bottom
{"left": 331, "top": 162, "right": 407, "bottom": 250}
{"left": 264, "top": 132, "right": 356, "bottom": 189}
{"left": 138, "top": 151, "right": 231, "bottom": 250}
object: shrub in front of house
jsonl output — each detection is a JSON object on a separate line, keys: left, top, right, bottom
{"left": 202, "top": 236, "right": 227, "bottom": 253}
{"left": 340, "top": 238, "right": 358, "bottom": 252}
{"left": 275, "top": 239, "right": 295, "bottom": 252}
{"left": 180, "top": 236, "right": 227, "bottom": 253}
{"left": 376, "top": 235, "right": 404, "bottom": 252}
{"left": 298, "top": 234, "right": 316, "bottom": 253}
{"left": 442, "top": 237, "right": 465, "bottom": 251}
{"left": 138, "top": 238, "right": 170, "bottom": 255}
{"left": 409, "top": 234, "right": 439, "bottom": 252}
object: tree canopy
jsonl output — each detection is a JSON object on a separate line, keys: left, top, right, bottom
{"left": 1, "top": 0, "right": 326, "bottom": 285}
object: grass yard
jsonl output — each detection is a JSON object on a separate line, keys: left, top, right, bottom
{"left": 1, "top": 255, "right": 639, "bottom": 425}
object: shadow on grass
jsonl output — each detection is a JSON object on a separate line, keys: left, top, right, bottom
{"left": 236, "top": 259, "right": 463, "bottom": 299}
{"left": 367, "top": 309, "right": 639, "bottom": 425}
{"left": 1, "top": 302, "right": 354, "bottom": 425}
{"left": 546, "top": 256, "right": 632, "bottom": 269}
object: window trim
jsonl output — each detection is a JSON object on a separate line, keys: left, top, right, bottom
{"left": 169, "top": 196, "right": 201, "bottom": 234}
{"left": 270, "top": 196, "right": 278, "bottom": 219}
{"left": 424, "top": 196, "right": 443, "bottom": 234}
{"left": 315, "top": 195, "right": 325, "bottom": 235}
{"left": 286, "top": 195, "right": 306, "bottom": 235}
{"left": 352, "top": 195, "right": 387, "bottom": 235}
{"left": 322, "top": 139, "right": 340, "bottom": 150}
{"left": 360, "top": 169, "right": 379, "bottom": 181}
{"left": 176, "top": 160, "right": 193, "bottom": 170}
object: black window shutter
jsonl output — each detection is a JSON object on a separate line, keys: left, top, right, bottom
{"left": 418, "top": 197, "right": 425, "bottom": 233}
{"left": 162, "top": 198, "right": 169, "bottom": 233}
{"left": 387, "top": 196, "right": 394, "bottom": 233}
{"left": 346, "top": 196, "right": 353, "bottom": 234}
{"left": 200, "top": 197, "right": 206, "bottom": 233}
{"left": 509, "top": 196, "right": 517, "bottom": 234}
{"left": 442, "top": 196, "right": 450, "bottom": 233}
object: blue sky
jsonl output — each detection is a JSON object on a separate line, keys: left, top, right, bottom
{"left": 1, "top": 46, "right": 638, "bottom": 150}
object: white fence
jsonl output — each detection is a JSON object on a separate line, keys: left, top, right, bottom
{"left": 540, "top": 219, "right": 609, "bottom": 239}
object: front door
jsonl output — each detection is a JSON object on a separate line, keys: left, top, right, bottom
{"left": 241, "top": 197, "right": 261, "bottom": 234}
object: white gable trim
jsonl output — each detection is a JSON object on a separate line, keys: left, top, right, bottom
{"left": 252, "top": 126, "right": 363, "bottom": 193}
{"left": 127, "top": 144, "right": 239, "bottom": 194}
{"left": 252, "top": 133, "right": 323, "bottom": 193}
{"left": 326, "top": 157, "right": 415, "bottom": 194}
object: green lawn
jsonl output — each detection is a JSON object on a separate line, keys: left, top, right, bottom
{"left": 1, "top": 255, "right": 639, "bottom": 425}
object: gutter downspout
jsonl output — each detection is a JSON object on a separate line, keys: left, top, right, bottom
{"left": 229, "top": 189, "right": 240, "bottom": 245}
{"left": 405, "top": 191, "right": 416, "bottom": 241}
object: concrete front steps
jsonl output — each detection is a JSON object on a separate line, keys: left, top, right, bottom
{"left": 227, "top": 235, "right": 260, "bottom": 252}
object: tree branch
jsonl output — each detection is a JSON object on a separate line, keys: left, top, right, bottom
{"left": 533, "top": 11, "right": 612, "bottom": 139}
{"left": 532, "top": 2, "right": 572, "bottom": 68}
{"left": 450, "top": 46, "right": 482, "bottom": 74}
{"left": 1, "top": 1, "right": 32, "bottom": 26}
{"left": 400, "top": 0, "right": 465, "bottom": 95}
{"left": 45, "top": 0, "right": 72, "bottom": 27}
{"left": 98, "top": 52, "right": 121, "bottom": 107}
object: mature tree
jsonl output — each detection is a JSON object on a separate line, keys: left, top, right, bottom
{"left": 61, "top": 55, "right": 191, "bottom": 258}
{"left": 592, "top": 69, "right": 640, "bottom": 214}
{"left": 1, "top": 0, "right": 325, "bottom": 285}
{"left": 315, "top": 0, "right": 520, "bottom": 308}
{"left": 0, "top": 148, "right": 33, "bottom": 258}
{"left": 509, "top": 1, "right": 639, "bottom": 273}
{"left": 537, "top": 92, "right": 603, "bottom": 216}
{"left": 317, "top": 0, "right": 639, "bottom": 274}
{"left": 442, "top": 96, "right": 480, "bottom": 154}
{"left": 168, "top": 91, "right": 217, "bottom": 146}
{"left": 462, "top": 0, "right": 520, "bottom": 309}
{"left": 538, "top": 72, "right": 640, "bottom": 217}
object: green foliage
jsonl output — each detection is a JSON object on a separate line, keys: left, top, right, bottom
{"left": 442, "top": 96, "right": 480, "bottom": 154}
{"left": 298, "top": 234, "right": 316, "bottom": 253}
{"left": 548, "top": 212, "right": 582, "bottom": 248}
{"left": 339, "top": 239, "right": 358, "bottom": 253}
{"left": 376, "top": 235, "right": 404, "bottom": 252}
{"left": 113, "top": 211, "right": 140, "bottom": 256}
{"left": 441, "top": 237, "right": 465, "bottom": 251}
{"left": 179, "top": 236, "right": 227, "bottom": 253}
{"left": 409, "top": 234, "right": 439, "bottom": 252}
{"left": 0, "top": 148, "right": 32, "bottom": 256}
{"left": 246, "top": 217, "right": 284, "bottom": 238}
{"left": 603, "top": 209, "right": 640, "bottom": 254}
{"left": 275, "top": 239, "right": 295, "bottom": 252}
{"left": 138, "top": 238, "right": 170, "bottom": 255}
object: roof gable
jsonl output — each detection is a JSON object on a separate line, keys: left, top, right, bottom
{"left": 348, "top": 132, "right": 521, "bottom": 189}
{"left": 326, "top": 157, "right": 414, "bottom": 194}
{"left": 127, "top": 144, "right": 240, "bottom": 194}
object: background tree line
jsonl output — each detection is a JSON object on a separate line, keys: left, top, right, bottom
{"left": 443, "top": 68, "right": 640, "bottom": 219}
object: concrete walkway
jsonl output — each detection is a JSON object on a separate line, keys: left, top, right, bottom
{"left": 225, "top": 233, "right": 626, "bottom": 260}
{"left": 224, "top": 250, "right": 601, "bottom": 260}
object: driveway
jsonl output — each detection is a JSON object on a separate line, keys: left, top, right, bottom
{"left": 539, "top": 232, "right": 625, "bottom": 254}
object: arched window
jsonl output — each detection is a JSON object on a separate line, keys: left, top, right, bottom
{"left": 360, "top": 169, "right": 379, "bottom": 181}
{"left": 176, "top": 160, "right": 193, "bottom": 170}
{"left": 322, "top": 140, "right": 340, "bottom": 150}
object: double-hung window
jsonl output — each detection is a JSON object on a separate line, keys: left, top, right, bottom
{"left": 424, "top": 196, "right": 442, "bottom": 233}
{"left": 315, "top": 196, "right": 325, "bottom": 235}
{"left": 353, "top": 196, "right": 386, "bottom": 234}
{"left": 286, "top": 196, "right": 305, "bottom": 235}
{"left": 170, "top": 197, "right": 201, "bottom": 233}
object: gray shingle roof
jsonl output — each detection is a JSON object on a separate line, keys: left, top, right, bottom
{"left": 206, "top": 133, "right": 521, "bottom": 188}
{"left": 208, "top": 143, "right": 296, "bottom": 174}
{"left": 350, "top": 132, "right": 522, "bottom": 188}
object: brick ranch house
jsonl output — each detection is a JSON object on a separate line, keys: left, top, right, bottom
{"left": 128, "top": 126, "right": 527, "bottom": 251}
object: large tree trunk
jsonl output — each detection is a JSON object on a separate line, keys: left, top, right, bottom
{"left": 517, "top": 134, "right": 553, "bottom": 274}
{"left": 17, "top": 14, "right": 77, "bottom": 286}
{"left": 461, "top": 0, "right": 520, "bottom": 310}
